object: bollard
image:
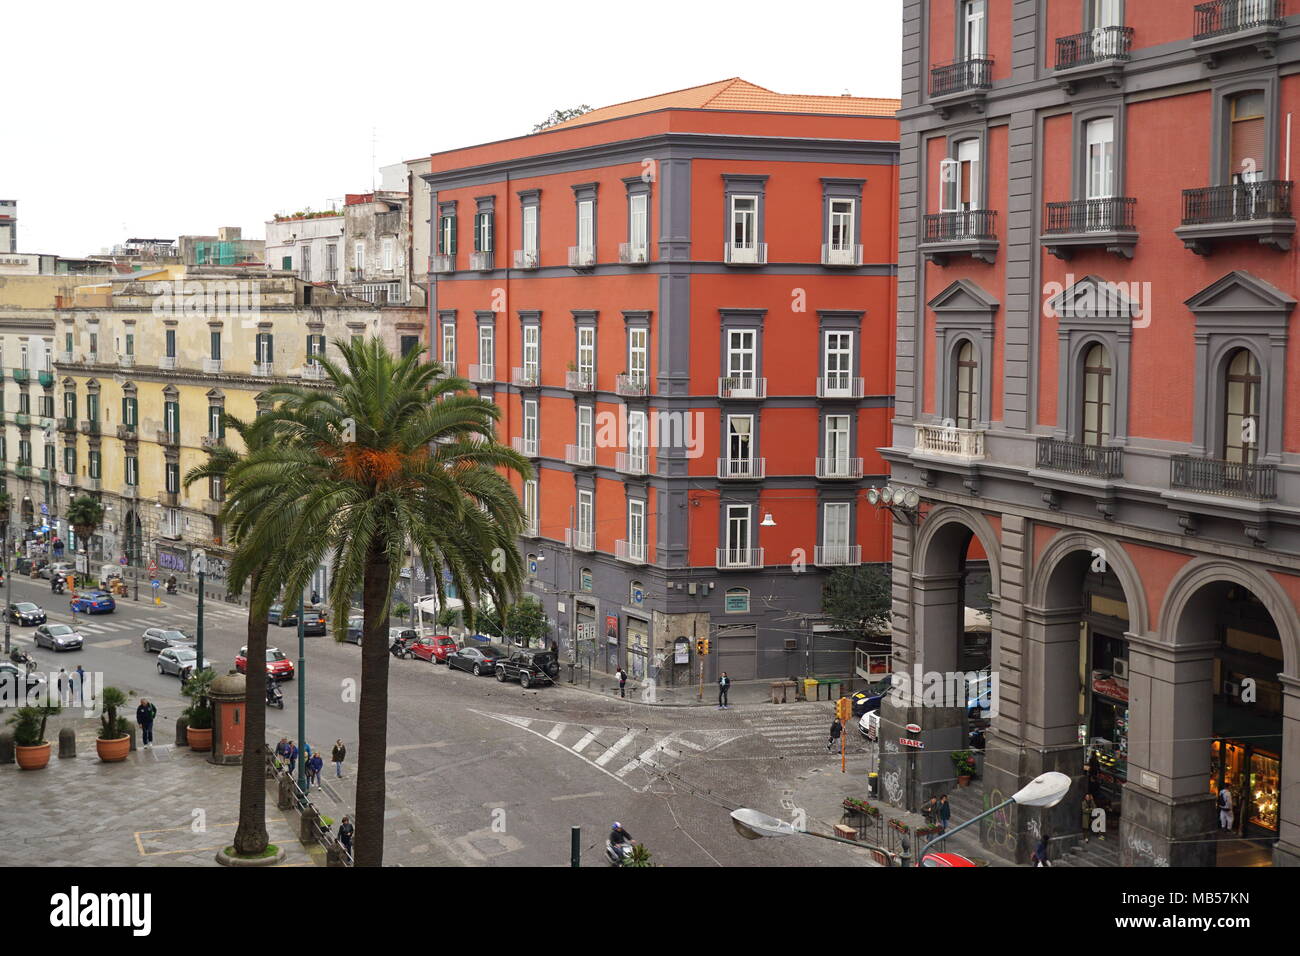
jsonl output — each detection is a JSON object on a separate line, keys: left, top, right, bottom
{"left": 128, "top": 721, "right": 139, "bottom": 753}
{"left": 175, "top": 716, "right": 189, "bottom": 747}
{"left": 326, "top": 844, "right": 344, "bottom": 867}
{"left": 58, "top": 726, "right": 76, "bottom": 758}
{"left": 277, "top": 774, "right": 293, "bottom": 810}
{"left": 299, "top": 805, "right": 320, "bottom": 843}
{"left": 0, "top": 730, "right": 14, "bottom": 765}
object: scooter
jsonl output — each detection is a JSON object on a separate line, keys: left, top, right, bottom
{"left": 969, "top": 726, "right": 987, "bottom": 750}
{"left": 389, "top": 636, "right": 414, "bottom": 658}
{"left": 604, "top": 840, "right": 638, "bottom": 866}
{"left": 267, "top": 683, "right": 285, "bottom": 709}
{"left": 165, "top": 576, "right": 178, "bottom": 595}
{"left": 8, "top": 646, "right": 34, "bottom": 667}
{"left": 51, "top": 578, "right": 64, "bottom": 595}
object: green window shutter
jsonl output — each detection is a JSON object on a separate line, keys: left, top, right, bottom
{"left": 486, "top": 213, "right": 494, "bottom": 252}
{"left": 282, "top": 256, "right": 292, "bottom": 270}
{"left": 450, "top": 217, "right": 457, "bottom": 255}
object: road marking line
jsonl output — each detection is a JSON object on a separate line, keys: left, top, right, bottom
{"left": 549, "top": 791, "right": 605, "bottom": 801}
{"left": 594, "top": 731, "right": 636, "bottom": 766}
{"left": 90, "top": 639, "right": 132, "bottom": 649}
{"left": 674, "top": 738, "right": 705, "bottom": 751}
{"left": 470, "top": 710, "right": 643, "bottom": 792}
{"left": 547, "top": 723, "right": 567, "bottom": 740}
{"left": 572, "top": 731, "right": 598, "bottom": 753}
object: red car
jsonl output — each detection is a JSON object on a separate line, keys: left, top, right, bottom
{"left": 409, "top": 635, "right": 458, "bottom": 664}
{"left": 236, "top": 646, "right": 295, "bottom": 681}
{"left": 920, "top": 852, "right": 984, "bottom": 867}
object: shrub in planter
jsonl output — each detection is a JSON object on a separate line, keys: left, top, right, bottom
{"left": 8, "top": 702, "right": 61, "bottom": 770}
{"left": 181, "top": 668, "right": 216, "bottom": 751}
{"left": 96, "top": 687, "right": 131, "bottom": 762}
{"left": 952, "top": 749, "right": 977, "bottom": 783}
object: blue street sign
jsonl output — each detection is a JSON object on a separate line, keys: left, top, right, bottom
{"left": 150, "top": 580, "right": 160, "bottom": 589}
{"left": 39, "top": 504, "right": 48, "bottom": 516}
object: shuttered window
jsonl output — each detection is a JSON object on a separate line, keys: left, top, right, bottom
{"left": 1230, "top": 92, "right": 1267, "bottom": 182}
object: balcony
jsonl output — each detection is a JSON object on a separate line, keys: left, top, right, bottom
{"left": 511, "top": 436, "right": 539, "bottom": 458}
{"left": 619, "top": 242, "right": 649, "bottom": 265}
{"left": 467, "top": 364, "right": 495, "bottom": 384}
{"left": 717, "top": 457, "right": 765, "bottom": 480}
{"left": 120, "top": 485, "right": 139, "bottom": 500}
{"left": 38, "top": 370, "right": 53, "bottom": 387}
{"left": 201, "top": 433, "right": 225, "bottom": 450}
{"left": 564, "top": 369, "right": 596, "bottom": 392}
{"left": 615, "top": 373, "right": 649, "bottom": 398}
{"left": 15, "top": 464, "right": 34, "bottom": 479}
{"left": 58, "top": 351, "right": 73, "bottom": 365}
{"left": 615, "top": 539, "right": 650, "bottom": 565}
{"left": 816, "top": 376, "right": 865, "bottom": 400}
{"left": 1053, "top": 26, "right": 1134, "bottom": 92}
{"left": 919, "top": 210, "right": 999, "bottom": 264}
{"left": 14, "top": 413, "right": 30, "bottom": 427}
{"left": 82, "top": 477, "right": 100, "bottom": 493}
{"left": 430, "top": 254, "right": 454, "bottom": 273}
{"left": 815, "top": 457, "right": 864, "bottom": 480}
{"left": 511, "top": 367, "right": 540, "bottom": 388}
{"left": 158, "top": 356, "right": 177, "bottom": 370}
{"left": 522, "top": 516, "right": 539, "bottom": 538}
{"left": 157, "top": 491, "right": 179, "bottom": 508}
{"left": 718, "top": 375, "right": 767, "bottom": 400}
{"left": 815, "top": 544, "right": 862, "bottom": 567}
{"left": 1036, "top": 437, "right": 1124, "bottom": 479}
{"left": 565, "top": 528, "right": 594, "bottom": 552}
{"left": 57, "top": 473, "right": 75, "bottom": 488}
{"left": 1191, "top": 0, "right": 1284, "bottom": 65}
{"left": 568, "top": 246, "right": 596, "bottom": 269}
{"left": 928, "top": 57, "right": 994, "bottom": 116}
{"left": 512, "top": 249, "right": 539, "bottom": 270}
{"left": 716, "top": 547, "right": 763, "bottom": 570}
{"left": 58, "top": 417, "right": 77, "bottom": 434}
{"left": 203, "top": 358, "right": 223, "bottom": 374}
{"left": 252, "top": 362, "right": 274, "bottom": 377}
{"left": 564, "top": 444, "right": 594, "bottom": 468}
{"left": 79, "top": 420, "right": 100, "bottom": 436}
{"left": 821, "top": 243, "right": 863, "bottom": 267}
{"left": 1176, "top": 181, "right": 1295, "bottom": 254}
{"left": 723, "top": 242, "right": 767, "bottom": 266}
{"left": 1043, "top": 197, "right": 1138, "bottom": 259}
{"left": 116, "top": 424, "right": 138, "bottom": 441}
{"left": 119, "top": 355, "right": 136, "bottom": 369}
{"left": 469, "top": 251, "right": 494, "bottom": 271}
{"left": 202, "top": 498, "right": 224, "bottom": 516}
{"left": 914, "top": 423, "right": 986, "bottom": 462}
{"left": 11, "top": 369, "right": 29, "bottom": 383}
{"left": 156, "top": 429, "right": 180, "bottom": 446}
{"left": 616, "top": 451, "right": 648, "bottom": 476}
{"left": 1171, "top": 455, "right": 1277, "bottom": 499}
{"left": 301, "top": 363, "right": 327, "bottom": 381}
{"left": 87, "top": 353, "right": 98, "bottom": 364}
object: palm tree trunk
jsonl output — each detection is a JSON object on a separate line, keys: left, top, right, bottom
{"left": 353, "top": 537, "right": 392, "bottom": 867}
{"left": 233, "top": 569, "right": 271, "bottom": 856}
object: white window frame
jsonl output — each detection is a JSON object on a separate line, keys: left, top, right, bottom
{"left": 577, "top": 200, "right": 595, "bottom": 257}
{"left": 823, "top": 331, "right": 854, "bottom": 396}
{"left": 725, "top": 504, "right": 752, "bottom": 561}
{"left": 628, "top": 498, "right": 645, "bottom": 561}
{"left": 628, "top": 410, "right": 647, "bottom": 471}
{"left": 522, "top": 205, "right": 538, "bottom": 260}
{"left": 825, "top": 415, "right": 851, "bottom": 474}
{"left": 726, "top": 414, "right": 754, "bottom": 476}
{"left": 354, "top": 241, "right": 365, "bottom": 272}
{"left": 828, "top": 198, "right": 856, "bottom": 252}
{"left": 442, "top": 322, "right": 456, "bottom": 367}
{"left": 629, "top": 193, "right": 648, "bottom": 254}
{"left": 577, "top": 326, "right": 596, "bottom": 385}
{"left": 726, "top": 329, "right": 757, "bottom": 397}
{"left": 730, "top": 195, "right": 758, "bottom": 253}
{"left": 822, "top": 502, "right": 851, "bottom": 560}
{"left": 478, "top": 325, "right": 494, "bottom": 371}
{"left": 628, "top": 327, "right": 648, "bottom": 386}
{"left": 963, "top": 0, "right": 987, "bottom": 58}
{"left": 523, "top": 399, "right": 538, "bottom": 451}
{"left": 382, "top": 237, "right": 395, "bottom": 272}
{"left": 524, "top": 479, "right": 538, "bottom": 530}
{"left": 578, "top": 489, "right": 593, "bottom": 536}
{"left": 523, "top": 325, "right": 540, "bottom": 381}
{"left": 1086, "top": 117, "right": 1116, "bottom": 201}
{"left": 577, "top": 405, "right": 593, "bottom": 455}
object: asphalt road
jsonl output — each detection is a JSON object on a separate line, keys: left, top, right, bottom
{"left": 4, "top": 572, "right": 868, "bottom": 867}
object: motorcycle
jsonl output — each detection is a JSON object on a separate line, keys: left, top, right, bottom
{"left": 267, "top": 683, "right": 285, "bottom": 709}
{"left": 604, "top": 840, "right": 638, "bottom": 866}
{"left": 9, "top": 646, "right": 33, "bottom": 666}
{"left": 969, "top": 726, "right": 987, "bottom": 750}
{"left": 165, "top": 576, "right": 178, "bottom": 595}
{"left": 51, "top": 578, "right": 64, "bottom": 594}
{"left": 389, "top": 636, "right": 415, "bottom": 658}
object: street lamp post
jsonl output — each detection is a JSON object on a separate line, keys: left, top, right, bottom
{"left": 296, "top": 592, "right": 307, "bottom": 798}
{"left": 2, "top": 519, "right": 11, "bottom": 656}
{"left": 730, "top": 808, "right": 897, "bottom": 860}
{"left": 912, "top": 770, "right": 1072, "bottom": 866}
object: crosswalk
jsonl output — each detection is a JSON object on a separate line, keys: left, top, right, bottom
{"left": 472, "top": 709, "right": 746, "bottom": 792}
{"left": 743, "top": 708, "right": 840, "bottom": 756}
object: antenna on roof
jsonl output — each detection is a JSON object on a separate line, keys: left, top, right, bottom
{"left": 371, "top": 127, "right": 377, "bottom": 192}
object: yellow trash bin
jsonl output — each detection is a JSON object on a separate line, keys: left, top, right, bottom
{"left": 803, "top": 678, "right": 819, "bottom": 699}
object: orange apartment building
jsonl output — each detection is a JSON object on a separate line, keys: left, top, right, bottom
{"left": 421, "top": 79, "right": 900, "bottom": 686}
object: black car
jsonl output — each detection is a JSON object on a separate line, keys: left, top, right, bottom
{"left": 344, "top": 616, "right": 363, "bottom": 645}
{"left": 852, "top": 676, "right": 896, "bottom": 717}
{"left": 0, "top": 661, "right": 46, "bottom": 696}
{"left": 494, "top": 649, "right": 555, "bottom": 688}
{"left": 446, "top": 644, "right": 509, "bottom": 676}
{"left": 302, "top": 607, "right": 327, "bottom": 636}
{"left": 268, "top": 603, "right": 298, "bottom": 627}
{"left": 6, "top": 602, "right": 46, "bottom": 626}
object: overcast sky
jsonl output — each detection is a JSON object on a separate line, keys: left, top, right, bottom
{"left": 4, "top": 0, "right": 902, "bottom": 256}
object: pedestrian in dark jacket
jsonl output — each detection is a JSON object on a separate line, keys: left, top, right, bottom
{"left": 1032, "top": 832, "right": 1051, "bottom": 866}
{"left": 826, "top": 717, "right": 843, "bottom": 752}
{"left": 287, "top": 742, "right": 299, "bottom": 775}
{"left": 308, "top": 752, "right": 324, "bottom": 788}
{"left": 332, "top": 739, "right": 346, "bottom": 778}
{"left": 136, "top": 699, "right": 157, "bottom": 746}
{"left": 616, "top": 667, "right": 628, "bottom": 698}
{"left": 921, "top": 796, "right": 939, "bottom": 825}
{"left": 337, "top": 816, "right": 354, "bottom": 855}
{"left": 718, "top": 672, "right": 731, "bottom": 709}
{"left": 938, "top": 794, "right": 951, "bottom": 833}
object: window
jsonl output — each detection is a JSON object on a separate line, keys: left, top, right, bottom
{"left": 208, "top": 404, "right": 224, "bottom": 440}
{"left": 725, "top": 505, "right": 752, "bottom": 563}
{"left": 382, "top": 237, "right": 395, "bottom": 272}
{"left": 1086, "top": 118, "right": 1116, "bottom": 200}
{"left": 578, "top": 489, "right": 593, "bottom": 537}
{"left": 256, "top": 332, "right": 274, "bottom": 367}
{"left": 628, "top": 411, "right": 647, "bottom": 470}
{"left": 307, "top": 333, "right": 326, "bottom": 364}
{"left": 88, "top": 450, "right": 101, "bottom": 480}
{"left": 125, "top": 332, "right": 135, "bottom": 358}
{"left": 828, "top": 199, "right": 856, "bottom": 252}
{"left": 166, "top": 462, "right": 180, "bottom": 494}
{"left": 1230, "top": 91, "right": 1266, "bottom": 184}
{"left": 354, "top": 241, "right": 365, "bottom": 272}
{"left": 524, "top": 479, "right": 538, "bottom": 532}
{"left": 44, "top": 443, "right": 55, "bottom": 471}
{"left": 300, "top": 244, "right": 311, "bottom": 280}
{"left": 164, "top": 400, "right": 179, "bottom": 435}
{"left": 942, "top": 139, "right": 982, "bottom": 216}
{"left": 523, "top": 325, "right": 540, "bottom": 382}
{"left": 523, "top": 399, "right": 538, "bottom": 452}
{"left": 326, "top": 243, "right": 338, "bottom": 280}
{"left": 823, "top": 331, "right": 854, "bottom": 395}
{"left": 726, "top": 329, "right": 758, "bottom": 395}
{"left": 17, "top": 439, "right": 30, "bottom": 465}
{"left": 19, "top": 344, "right": 28, "bottom": 369}
{"left": 125, "top": 455, "right": 138, "bottom": 486}
{"left": 1223, "top": 348, "right": 1261, "bottom": 464}
{"left": 628, "top": 193, "right": 648, "bottom": 254}
{"left": 474, "top": 212, "right": 493, "bottom": 254}
{"left": 210, "top": 475, "right": 224, "bottom": 501}
{"left": 87, "top": 392, "right": 99, "bottom": 422}
{"left": 577, "top": 199, "right": 594, "bottom": 257}
{"left": 478, "top": 325, "right": 494, "bottom": 372}
{"left": 63, "top": 445, "right": 75, "bottom": 475}
{"left": 955, "top": 339, "right": 980, "bottom": 428}
{"left": 400, "top": 335, "right": 419, "bottom": 357}
{"left": 121, "top": 396, "right": 138, "bottom": 429}
{"left": 577, "top": 326, "right": 595, "bottom": 386}
{"left": 165, "top": 329, "right": 176, "bottom": 359}
{"left": 442, "top": 322, "right": 456, "bottom": 368}
{"left": 18, "top": 393, "right": 29, "bottom": 415}
{"left": 628, "top": 498, "right": 645, "bottom": 561}
{"left": 522, "top": 204, "right": 538, "bottom": 261}
{"left": 209, "top": 330, "right": 221, "bottom": 360}
{"left": 825, "top": 415, "right": 851, "bottom": 474}
{"left": 1089, "top": 0, "right": 1121, "bottom": 29}
{"left": 38, "top": 394, "right": 53, "bottom": 419}
{"left": 726, "top": 415, "right": 754, "bottom": 475}
{"left": 628, "top": 327, "right": 648, "bottom": 386}
{"left": 88, "top": 333, "right": 97, "bottom": 356}
{"left": 822, "top": 502, "right": 851, "bottom": 562}
{"left": 577, "top": 405, "right": 593, "bottom": 457}
{"left": 1081, "top": 343, "right": 1113, "bottom": 446}
{"left": 962, "top": 0, "right": 987, "bottom": 58}
{"left": 438, "top": 211, "right": 457, "bottom": 255}
{"left": 63, "top": 390, "right": 76, "bottom": 420}
{"left": 730, "top": 196, "right": 758, "bottom": 250}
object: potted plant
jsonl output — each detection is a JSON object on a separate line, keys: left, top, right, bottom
{"left": 96, "top": 686, "right": 131, "bottom": 762}
{"left": 7, "top": 701, "right": 61, "bottom": 770}
{"left": 953, "top": 749, "right": 977, "bottom": 786}
{"left": 181, "top": 668, "right": 216, "bottom": 751}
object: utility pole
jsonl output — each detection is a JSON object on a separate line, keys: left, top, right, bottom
{"left": 194, "top": 550, "right": 206, "bottom": 671}
{"left": 2, "top": 520, "right": 10, "bottom": 656}
{"left": 296, "top": 592, "right": 307, "bottom": 798}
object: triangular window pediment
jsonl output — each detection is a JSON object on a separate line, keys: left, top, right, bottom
{"left": 1044, "top": 274, "right": 1137, "bottom": 325}
{"left": 928, "top": 279, "right": 999, "bottom": 315}
{"left": 1184, "top": 270, "right": 1296, "bottom": 315}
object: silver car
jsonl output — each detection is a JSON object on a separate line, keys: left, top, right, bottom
{"left": 33, "top": 623, "right": 84, "bottom": 652}
{"left": 142, "top": 627, "right": 194, "bottom": 654}
{"left": 157, "top": 646, "right": 211, "bottom": 680}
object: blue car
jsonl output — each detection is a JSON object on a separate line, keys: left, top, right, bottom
{"left": 71, "top": 590, "right": 116, "bottom": 614}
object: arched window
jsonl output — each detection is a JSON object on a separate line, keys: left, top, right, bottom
{"left": 954, "top": 339, "right": 980, "bottom": 429}
{"left": 1223, "top": 348, "right": 1261, "bottom": 464}
{"left": 1081, "top": 343, "right": 1112, "bottom": 447}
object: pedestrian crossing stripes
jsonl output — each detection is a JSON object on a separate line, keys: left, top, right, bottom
{"left": 471, "top": 709, "right": 746, "bottom": 792}
{"left": 745, "top": 710, "right": 839, "bottom": 754}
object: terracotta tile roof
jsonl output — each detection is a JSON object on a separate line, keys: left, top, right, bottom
{"left": 543, "top": 78, "right": 899, "bottom": 130}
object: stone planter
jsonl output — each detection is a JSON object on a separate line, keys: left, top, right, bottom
{"left": 96, "top": 736, "right": 131, "bottom": 762}
{"left": 187, "top": 727, "right": 213, "bottom": 751}
{"left": 15, "top": 742, "right": 51, "bottom": 770}
{"left": 957, "top": 774, "right": 972, "bottom": 787}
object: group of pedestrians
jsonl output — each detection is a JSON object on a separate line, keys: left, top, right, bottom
{"left": 54, "top": 666, "right": 90, "bottom": 706}
{"left": 920, "top": 794, "right": 952, "bottom": 833}
{"left": 275, "top": 738, "right": 348, "bottom": 790}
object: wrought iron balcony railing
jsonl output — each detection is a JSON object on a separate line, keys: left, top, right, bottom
{"left": 1194, "top": 0, "right": 1284, "bottom": 41}
{"left": 1182, "top": 181, "right": 1293, "bottom": 224}
{"left": 1036, "top": 437, "right": 1124, "bottom": 478}
{"left": 1044, "top": 197, "right": 1137, "bottom": 234}
{"left": 615, "top": 539, "right": 649, "bottom": 564}
{"left": 1055, "top": 26, "right": 1134, "bottom": 70}
{"left": 929, "top": 57, "right": 994, "bottom": 97}
{"left": 1170, "top": 454, "right": 1277, "bottom": 499}
{"left": 716, "top": 547, "right": 763, "bottom": 570}
{"left": 815, "top": 457, "right": 864, "bottom": 480}
{"left": 815, "top": 545, "right": 862, "bottom": 567}
{"left": 615, "top": 373, "right": 649, "bottom": 397}
{"left": 923, "top": 210, "right": 998, "bottom": 242}
{"left": 816, "top": 375, "right": 865, "bottom": 399}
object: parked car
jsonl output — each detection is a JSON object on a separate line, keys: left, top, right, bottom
{"left": 236, "top": 646, "right": 295, "bottom": 681}
{"left": 858, "top": 710, "right": 880, "bottom": 742}
{"left": 302, "top": 607, "right": 327, "bottom": 636}
{"left": 158, "top": 646, "right": 211, "bottom": 680}
{"left": 70, "top": 590, "right": 115, "bottom": 614}
{"left": 344, "top": 616, "right": 364, "bottom": 645}
{"left": 5, "top": 602, "right": 47, "bottom": 626}
{"left": 852, "top": 676, "right": 897, "bottom": 717}
{"left": 0, "top": 661, "right": 47, "bottom": 694}
{"left": 920, "top": 852, "right": 985, "bottom": 867}
{"left": 495, "top": 649, "right": 555, "bottom": 688}
{"left": 142, "top": 627, "right": 194, "bottom": 654}
{"left": 268, "top": 603, "right": 298, "bottom": 627}
{"left": 39, "top": 561, "right": 75, "bottom": 582}
{"left": 33, "top": 623, "right": 84, "bottom": 652}
{"left": 446, "top": 644, "right": 509, "bottom": 676}
{"left": 409, "top": 635, "right": 458, "bottom": 664}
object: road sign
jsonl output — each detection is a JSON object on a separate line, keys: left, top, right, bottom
{"left": 151, "top": 579, "right": 160, "bottom": 589}
{"left": 39, "top": 504, "right": 48, "bottom": 516}
{"left": 148, "top": 561, "right": 157, "bottom": 575}
{"left": 899, "top": 737, "right": 925, "bottom": 749}
{"left": 905, "top": 723, "right": 922, "bottom": 734}
{"left": 191, "top": 548, "right": 206, "bottom": 574}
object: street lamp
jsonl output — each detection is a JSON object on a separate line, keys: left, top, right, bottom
{"left": 913, "top": 770, "right": 1072, "bottom": 866}
{"left": 729, "top": 808, "right": 897, "bottom": 861}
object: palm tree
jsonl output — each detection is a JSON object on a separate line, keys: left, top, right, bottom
{"left": 65, "top": 495, "right": 104, "bottom": 565}
{"left": 226, "top": 338, "right": 529, "bottom": 866}
{"left": 183, "top": 415, "right": 281, "bottom": 858}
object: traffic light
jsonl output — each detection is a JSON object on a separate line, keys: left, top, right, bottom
{"left": 835, "top": 696, "right": 852, "bottom": 722}
{"left": 696, "top": 637, "right": 710, "bottom": 656}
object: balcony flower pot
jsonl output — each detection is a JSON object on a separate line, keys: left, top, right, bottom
{"left": 8, "top": 701, "right": 61, "bottom": 770}
{"left": 96, "top": 686, "right": 131, "bottom": 762}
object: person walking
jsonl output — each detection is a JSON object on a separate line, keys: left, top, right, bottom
{"left": 337, "top": 816, "right": 355, "bottom": 857}
{"left": 56, "top": 668, "right": 68, "bottom": 706}
{"left": 921, "top": 795, "right": 939, "bottom": 826}
{"left": 938, "top": 794, "right": 951, "bottom": 834}
{"left": 332, "top": 739, "right": 346, "bottom": 778}
{"left": 1217, "top": 783, "right": 1234, "bottom": 832}
{"left": 287, "top": 741, "right": 299, "bottom": 776}
{"left": 275, "top": 738, "right": 289, "bottom": 767}
{"left": 1082, "top": 791, "right": 1098, "bottom": 843}
{"left": 309, "top": 751, "right": 324, "bottom": 788}
{"left": 74, "top": 664, "right": 86, "bottom": 706}
{"left": 135, "top": 698, "right": 156, "bottom": 746}
{"left": 616, "top": 666, "right": 628, "bottom": 699}
{"left": 718, "top": 671, "right": 731, "bottom": 709}
{"left": 826, "top": 716, "right": 843, "bottom": 753}
{"left": 1031, "top": 832, "right": 1052, "bottom": 867}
